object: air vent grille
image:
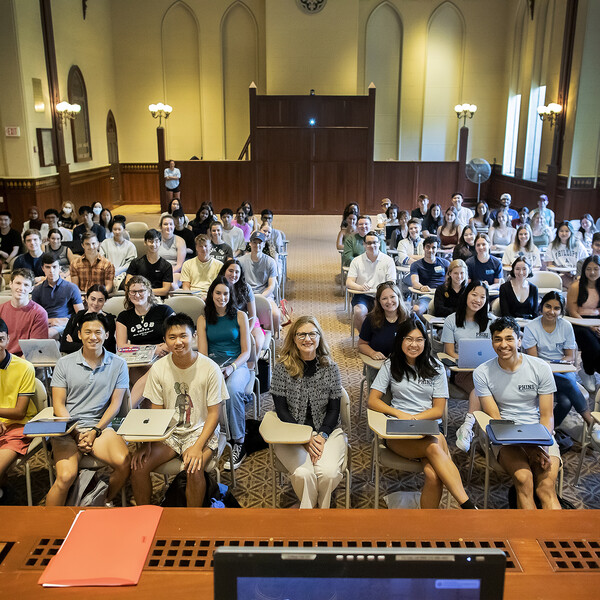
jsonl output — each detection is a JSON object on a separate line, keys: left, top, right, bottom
{"left": 539, "top": 540, "right": 600, "bottom": 572}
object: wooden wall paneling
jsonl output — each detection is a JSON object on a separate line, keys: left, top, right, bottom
{"left": 69, "top": 166, "right": 110, "bottom": 208}
{"left": 256, "top": 162, "right": 311, "bottom": 213}
{"left": 120, "top": 164, "right": 160, "bottom": 206}
{"left": 207, "top": 162, "right": 254, "bottom": 211}
{"left": 175, "top": 162, "right": 212, "bottom": 210}
{"left": 313, "top": 129, "right": 370, "bottom": 162}
{"left": 254, "top": 128, "right": 312, "bottom": 162}
{"left": 312, "top": 162, "right": 367, "bottom": 213}
{"left": 1, "top": 176, "right": 61, "bottom": 229}
{"left": 372, "top": 162, "right": 417, "bottom": 213}
{"left": 414, "top": 162, "right": 460, "bottom": 208}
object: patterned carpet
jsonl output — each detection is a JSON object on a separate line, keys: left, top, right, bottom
{"left": 4, "top": 214, "right": 600, "bottom": 509}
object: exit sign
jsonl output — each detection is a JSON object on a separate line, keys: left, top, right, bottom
{"left": 5, "top": 127, "right": 21, "bottom": 137}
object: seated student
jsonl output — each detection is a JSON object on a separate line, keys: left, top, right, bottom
{"left": 346, "top": 230, "right": 397, "bottom": 334}
{"left": 157, "top": 214, "right": 187, "bottom": 289}
{"left": 45, "top": 312, "right": 130, "bottom": 507}
{"left": 451, "top": 192, "right": 474, "bottom": 229}
{"left": 389, "top": 210, "right": 410, "bottom": 249}
{"left": 375, "top": 197, "right": 392, "bottom": 230}
{"left": 576, "top": 231, "right": 600, "bottom": 277}
{"left": 488, "top": 209, "right": 516, "bottom": 252}
{"left": 530, "top": 211, "right": 554, "bottom": 250}
{"left": 219, "top": 258, "right": 265, "bottom": 356}
{"left": 61, "top": 285, "right": 116, "bottom": 354}
{"left": 220, "top": 208, "right": 246, "bottom": 257}
{"left": 396, "top": 218, "right": 425, "bottom": 266}
{"left": 499, "top": 257, "right": 538, "bottom": 320}
{"left": 474, "top": 316, "right": 561, "bottom": 510}
{"left": 70, "top": 232, "right": 115, "bottom": 294}
{"left": 43, "top": 228, "right": 74, "bottom": 270}
{"left": 125, "top": 228, "right": 173, "bottom": 298}
{"left": 566, "top": 255, "right": 600, "bottom": 393}
{"left": 441, "top": 280, "right": 494, "bottom": 451}
{"left": 258, "top": 222, "right": 282, "bottom": 278}
{"left": 100, "top": 220, "right": 137, "bottom": 289}
{"left": 358, "top": 282, "right": 408, "bottom": 360}
{"left": 131, "top": 313, "right": 226, "bottom": 507}
{"left": 233, "top": 205, "right": 252, "bottom": 242}
{"left": 197, "top": 277, "right": 251, "bottom": 470}
{"left": 21, "top": 206, "right": 43, "bottom": 234}
{"left": 0, "top": 210, "right": 23, "bottom": 271}
{"left": 32, "top": 253, "right": 84, "bottom": 340}
{"left": 260, "top": 209, "right": 286, "bottom": 253}
{"left": 71, "top": 206, "right": 106, "bottom": 255}
{"left": 172, "top": 208, "right": 195, "bottom": 257}
{"left": 190, "top": 204, "right": 215, "bottom": 237}
{"left": 58, "top": 201, "right": 78, "bottom": 231}
{"left": 544, "top": 221, "right": 588, "bottom": 287}
{"left": 342, "top": 215, "right": 386, "bottom": 267}
{"left": 271, "top": 316, "right": 347, "bottom": 509}
{"left": 368, "top": 317, "right": 477, "bottom": 509}
{"left": 0, "top": 317, "right": 37, "bottom": 503}
{"left": 576, "top": 213, "right": 596, "bottom": 253}
{"left": 13, "top": 229, "right": 44, "bottom": 282}
{"left": 513, "top": 206, "right": 530, "bottom": 228}
{"left": 502, "top": 224, "right": 541, "bottom": 269}
{"left": 208, "top": 221, "right": 233, "bottom": 263}
{"left": 40, "top": 208, "right": 73, "bottom": 244}
{"left": 336, "top": 210, "right": 357, "bottom": 251}
{"left": 98, "top": 208, "right": 113, "bottom": 240}
{"left": 469, "top": 201, "right": 492, "bottom": 235}
{"left": 411, "top": 194, "right": 429, "bottom": 220}
{"left": 0, "top": 269, "right": 48, "bottom": 356}
{"left": 181, "top": 234, "right": 223, "bottom": 297}
{"left": 238, "top": 231, "right": 281, "bottom": 330}
{"left": 466, "top": 233, "right": 503, "bottom": 286}
{"left": 437, "top": 206, "right": 461, "bottom": 250}
{"left": 530, "top": 193, "right": 556, "bottom": 230}
{"left": 160, "top": 198, "right": 188, "bottom": 226}
{"left": 490, "top": 193, "right": 519, "bottom": 224}
{"left": 452, "top": 225, "right": 476, "bottom": 262}
{"left": 116, "top": 276, "right": 173, "bottom": 357}
{"left": 421, "top": 204, "right": 443, "bottom": 236}
{"left": 433, "top": 259, "right": 468, "bottom": 318}
{"left": 409, "top": 237, "right": 449, "bottom": 314}
{"left": 523, "top": 291, "right": 600, "bottom": 450}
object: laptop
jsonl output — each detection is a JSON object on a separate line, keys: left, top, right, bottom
{"left": 117, "top": 345, "right": 157, "bottom": 365}
{"left": 213, "top": 547, "right": 506, "bottom": 600}
{"left": 457, "top": 339, "right": 496, "bottom": 369}
{"left": 116, "top": 408, "right": 176, "bottom": 438}
{"left": 385, "top": 224, "right": 400, "bottom": 242}
{"left": 487, "top": 420, "right": 553, "bottom": 446}
{"left": 19, "top": 339, "right": 62, "bottom": 365}
{"left": 386, "top": 419, "right": 440, "bottom": 436}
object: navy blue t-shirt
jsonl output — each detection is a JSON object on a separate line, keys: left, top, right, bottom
{"left": 466, "top": 255, "right": 503, "bottom": 284}
{"left": 409, "top": 257, "right": 449, "bottom": 288}
{"left": 359, "top": 316, "right": 399, "bottom": 357}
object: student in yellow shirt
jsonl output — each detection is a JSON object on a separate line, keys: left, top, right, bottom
{"left": 0, "top": 317, "right": 37, "bottom": 501}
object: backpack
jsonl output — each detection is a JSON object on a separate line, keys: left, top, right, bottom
{"left": 66, "top": 469, "right": 109, "bottom": 506}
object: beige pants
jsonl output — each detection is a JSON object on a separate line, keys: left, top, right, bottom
{"left": 274, "top": 427, "right": 347, "bottom": 508}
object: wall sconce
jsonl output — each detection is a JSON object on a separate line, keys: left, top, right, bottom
{"left": 455, "top": 103, "right": 477, "bottom": 127}
{"left": 537, "top": 103, "right": 562, "bottom": 128}
{"left": 148, "top": 102, "right": 173, "bottom": 127}
{"left": 56, "top": 101, "right": 81, "bottom": 126}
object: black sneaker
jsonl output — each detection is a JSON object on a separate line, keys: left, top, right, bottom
{"left": 224, "top": 443, "right": 247, "bottom": 470}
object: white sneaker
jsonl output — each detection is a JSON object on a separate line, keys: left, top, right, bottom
{"left": 590, "top": 424, "right": 600, "bottom": 452}
{"left": 456, "top": 414, "right": 476, "bottom": 452}
{"left": 579, "top": 369, "right": 597, "bottom": 394}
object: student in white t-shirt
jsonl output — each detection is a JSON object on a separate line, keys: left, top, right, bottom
{"left": 441, "top": 280, "right": 495, "bottom": 452}
{"left": 369, "top": 317, "right": 477, "bottom": 509}
{"left": 131, "top": 313, "right": 228, "bottom": 507}
{"left": 473, "top": 317, "right": 561, "bottom": 510}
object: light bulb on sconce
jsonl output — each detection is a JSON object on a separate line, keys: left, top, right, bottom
{"left": 148, "top": 102, "right": 173, "bottom": 127}
{"left": 537, "top": 103, "right": 562, "bottom": 128}
{"left": 455, "top": 103, "right": 477, "bottom": 127}
{"left": 55, "top": 101, "right": 81, "bottom": 126}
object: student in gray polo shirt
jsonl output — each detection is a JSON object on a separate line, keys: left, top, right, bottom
{"left": 473, "top": 317, "right": 560, "bottom": 510}
{"left": 45, "top": 312, "right": 130, "bottom": 507}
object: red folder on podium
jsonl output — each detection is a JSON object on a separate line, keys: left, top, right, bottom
{"left": 38, "top": 505, "right": 163, "bottom": 587}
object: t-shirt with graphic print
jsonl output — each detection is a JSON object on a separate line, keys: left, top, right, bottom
{"left": 116, "top": 304, "right": 174, "bottom": 345}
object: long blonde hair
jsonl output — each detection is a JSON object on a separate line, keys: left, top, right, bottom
{"left": 278, "top": 316, "right": 333, "bottom": 378}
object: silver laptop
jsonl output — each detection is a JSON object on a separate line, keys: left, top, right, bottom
{"left": 457, "top": 338, "right": 496, "bottom": 369}
{"left": 213, "top": 547, "right": 506, "bottom": 600}
{"left": 19, "top": 339, "right": 62, "bottom": 364}
{"left": 117, "top": 409, "right": 176, "bottom": 438}
{"left": 117, "top": 345, "right": 157, "bottom": 365}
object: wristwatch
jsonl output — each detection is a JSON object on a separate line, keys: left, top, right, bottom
{"left": 318, "top": 432, "right": 329, "bottom": 440}
{"left": 92, "top": 427, "right": 102, "bottom": 437}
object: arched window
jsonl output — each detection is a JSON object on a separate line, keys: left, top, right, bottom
{"left": 67, "top": 65, "right": 92, "bottom": 162}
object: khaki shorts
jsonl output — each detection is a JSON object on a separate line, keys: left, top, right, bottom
{"left": 162, "top": 426, "right": 219, "bottom": 456}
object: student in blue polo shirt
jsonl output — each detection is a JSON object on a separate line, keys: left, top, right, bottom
{"left": 466, "top": 233, "right": 503, "bottom": 286}
{"left": 409, "top": 236, "right": 449, "bottom": 314}
{"left": 45, "top": 312, "right": 130, "bottom": 507}
{"left": 32, "top": 253, "right": 84, "bottom": 340}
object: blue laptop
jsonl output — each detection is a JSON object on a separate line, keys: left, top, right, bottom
{"left": 457, "top": 339, "right": 496, "bottom": 369}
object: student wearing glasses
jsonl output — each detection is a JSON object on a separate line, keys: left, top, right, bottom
{"left": 368, "top": 317, "right": 476, "bottom": 509}
{"left": 270, "top": 316, "right": 347, "bottom": 509}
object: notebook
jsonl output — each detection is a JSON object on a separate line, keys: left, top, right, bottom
{"left": 117, "top": 345, "right": 156, "bottom": 365}
{"left": 116, "top": 409, "right": 176, "bottom": 438}
{"left": 19, "top": 339, "right": 61, "bottom": 365}
{"left": 457, "top": 339, "right": 496, "bottom": 369}
{"left": 386, "top": 419, "right": 440, "bottom": 436}
{"left": 487, "top": 420, "right": 553, "bottom": 446}
{"left": 213, "top": 547, "right": 506, "bottom": 600}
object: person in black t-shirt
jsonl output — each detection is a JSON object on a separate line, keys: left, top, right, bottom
{"left": 0, "top": 211, "right": 22, "bottom": 270}
{"left": 173, "top": 209, "right": 195, "bottom": 257}
{"left": 71, "top": 206, "right": 106, "bottom": 254}
{"left": 125, "top": 229, "right": 173, "bottom": 298}
{"left": 209, "top": 221, "right": 233, "bottom": 263}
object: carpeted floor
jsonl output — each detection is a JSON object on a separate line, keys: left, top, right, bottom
{"left": 4, "top": 213, "right": 600, "bottom": 509}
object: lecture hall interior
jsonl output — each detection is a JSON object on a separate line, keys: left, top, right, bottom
{"left": 0, "top": 0, "right": 599, "bottom": 597}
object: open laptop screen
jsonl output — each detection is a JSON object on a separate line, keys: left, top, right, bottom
{"left": 214, "top": 547, "right": 506, "bottom": 600}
